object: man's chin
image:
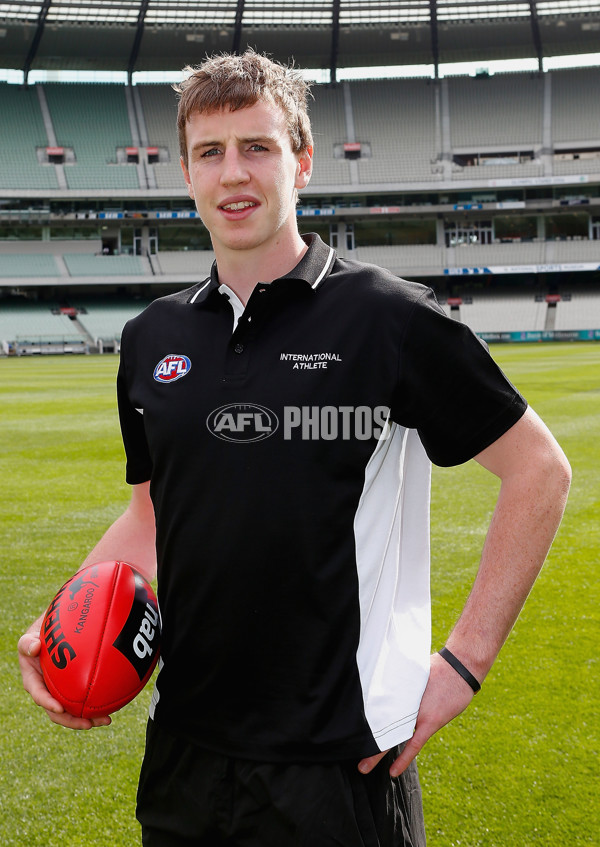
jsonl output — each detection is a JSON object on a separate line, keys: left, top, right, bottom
{"left": 217, "top": 231, "right": 270, "bottom": 254}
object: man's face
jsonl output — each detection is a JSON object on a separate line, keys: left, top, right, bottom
{"left": 181, "top": 99, "right": 312, "bottom": 258}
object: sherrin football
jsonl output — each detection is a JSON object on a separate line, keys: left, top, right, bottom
{"left": 40, "top": 560, "right": 160, "bottom": 718}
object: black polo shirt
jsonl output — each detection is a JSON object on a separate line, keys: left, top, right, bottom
{"left": 117, "top": 233, "right": 527, "bottom": 762}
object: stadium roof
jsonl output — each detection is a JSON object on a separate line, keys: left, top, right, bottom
{"left": 1, "top": 0, "right": 600, "bottom": 81}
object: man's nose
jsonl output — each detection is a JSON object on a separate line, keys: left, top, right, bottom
{"left": 220, "top": 148, "right": 250, "bottom": 185}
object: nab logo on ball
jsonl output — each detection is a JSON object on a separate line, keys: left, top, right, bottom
{"left": 207, "top": 404, "right": 279, "bottom": 443}
{"left": 113, "top": 570, "right": 160, "bottom": 680}
{"left": 39, "top": 561, "right": 161, "bottom": 718}
{"left": 153, "top": 354, "right": 191, "bottom": 383}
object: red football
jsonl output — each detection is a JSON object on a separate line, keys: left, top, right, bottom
{"left": 39, "top": 560, "right": 160, "bottom": 718}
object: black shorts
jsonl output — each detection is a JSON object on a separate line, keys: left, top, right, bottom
{"left": 136, "top": 720, "right": 426, "bottom": 847}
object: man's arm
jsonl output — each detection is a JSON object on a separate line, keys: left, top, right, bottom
{"left": 17, "top": 481, "right": 156, "bottom": 731}
{"left": 359, "top": 405, "right": 572, "bottom": 776}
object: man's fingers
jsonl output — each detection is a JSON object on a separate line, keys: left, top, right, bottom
{"left": 358, "top": 750, "right": 387, "bottom": 774}
{"left": 21, "top": 661, "right": 111, "bottom": 729}
{"left": 20, "top": 662, "right": 65, "bottom": 714}
{"left": 47, "top": 710, "right": 112, "bottom": 731}
{"left": 358, "top": 654, "right": 478, "bottom": 778}
{"left": 389, "top": 734, "right": 426, "bottom": 777}
{"left": 17, "top": 636, "right": 62, "bottom": 710}
{"left": 17, "top": 632, "right": 41, "bottom": 657}
{"left": 358, "top": 734, "right": 425, "bottom": 777}
{"left": 19, "top": 632, "right": 112, "bottom": 729}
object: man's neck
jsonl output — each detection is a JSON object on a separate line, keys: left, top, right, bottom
{"left": 213, "top": 234, "right": 308, "bottom": 305}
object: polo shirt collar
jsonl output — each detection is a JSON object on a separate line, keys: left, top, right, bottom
{"left": 278, "top": 232, "right": 336, "bottom": 290}
{"left": 187, "top": 233, "right": 336, "bottom": 306}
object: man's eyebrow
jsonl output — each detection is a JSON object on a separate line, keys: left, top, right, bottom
{"left": 239, "top": 135, "right": 278, "bottom": 145}
{"left": 190, "top": 140, "right": 220, "bottom": 153}
{"left": 190, "top": 135, "right": 279, "bottom": 152}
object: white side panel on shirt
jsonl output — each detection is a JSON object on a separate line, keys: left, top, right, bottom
{"left": 354, "top": 421, "right": 432, "bottom": 749}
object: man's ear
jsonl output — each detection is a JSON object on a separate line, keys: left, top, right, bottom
{"left": 180, "top": 157, "right": 194, "bottom": 199}
{"left": 295, "top": 146, "right": 313, "bottom": 190}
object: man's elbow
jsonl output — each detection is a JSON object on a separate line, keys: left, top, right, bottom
{"left": 551, "top": 447, "right": 572, "bottom": 501}
{"left": 531, "top": 437, "right": 572, "bottom": 512}
{"left": 520, "top": 408, "right": 572, "bottom": 500}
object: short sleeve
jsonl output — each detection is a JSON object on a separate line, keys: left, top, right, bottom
{"left": 392, "top": 288, "right": 527, "bottom": 467}
{"left": 117, "top": 326, "right": 153, "bottom": 485}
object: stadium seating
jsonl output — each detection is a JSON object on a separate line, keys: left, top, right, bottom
{"left": 553, "top": 158, "right": 600, "bottom": 176}
{"left": 0, "top": 83, "right": 59, "bottom": 190}
{"left": 0, "top": 300, "right": 81, "bottom": 344}
{"left": 447, "top": 73, "right": 546, "bottom": 181}
{"left": 43, "top": 83, "right": 140, "bottom": 190}
{"left": 136, "top": 84, "right": 183, "bottom": 190}
{"left": 74, "top": 297, "right": 150, "bottom": 343}
{"left": 550, "top": 68, "right": 600, "bottom": 176}
{"left": 2, "top": 71, "right": 600, "bottom": 195}
{"left": 354, "top": 244, "right": 445, "bottom": 274}
{"left": 548, "top": 240, "right": 600, "bottom": 263}
{"left": 447, "top": 73, "right": 544, "bottom": 148}
{"left": 350, "top": 79, "right": 439, "bottom": 183}
{"left": 62, "top": 254, "right": 149, "bottom": 277}
{"left": 0, "top": 296, "right": 152, "bottom": 349}
{"left": 451, "top": 162, "right": 544, "bottom": 180}
{"left": 154, "top": 250, "right": 215, "bottom": 277}
{"left": 0, "top": 254, "right": 61, "bottom": 277}
{"left": 554, "top": 292, "right": 600, "bottom": 330}
{"left": 1, "top": 70, "right": 600, "bottom": 346}
{"left": 352, "top": 240, "right": 583, "bottom": 273}
{"left": 308, "top": 84, "right": 352, "bottom": 186}
{"left": 459, "top": 293, "right": 547, "bottom": 333}
{"left": 448, "top": 241, "right": 546, "bottom": 266}
{"left": 551, "top": 68, "right": 600, "bottom": 145}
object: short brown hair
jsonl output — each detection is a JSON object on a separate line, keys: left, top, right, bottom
{"left": 174, "top": 49, "right": 313, "bottom": 166}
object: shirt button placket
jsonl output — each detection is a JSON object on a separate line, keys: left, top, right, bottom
{"left": 223, "top": 284, "right": 270, "bottom": 380}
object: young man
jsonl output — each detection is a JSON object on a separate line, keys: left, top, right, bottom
{"left": 19, "top": 51, "right": 571, "bottom": 846}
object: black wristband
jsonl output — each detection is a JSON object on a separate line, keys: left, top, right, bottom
{"left": 438, "top": 647, "right": 481, "bottom": 693}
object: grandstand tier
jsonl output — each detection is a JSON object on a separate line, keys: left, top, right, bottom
{"left": 1, "top": 69, "right": 600, "bottom": 196}
{"left": 1, "top": 69, "right": 599, "bottom": 352}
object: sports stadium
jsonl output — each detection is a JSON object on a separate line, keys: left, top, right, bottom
{"left": 1, "top": 4, "right": 598, "bottom": 847}
{"left": 1, "top": 0, "right": 600, "bottom": 354}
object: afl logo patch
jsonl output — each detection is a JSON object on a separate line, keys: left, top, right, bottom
{"left": 153, "top": 354, "right": 191, "bottom": 383}
{"left": 207, "top": 404, "right": 279, "bottom": 443}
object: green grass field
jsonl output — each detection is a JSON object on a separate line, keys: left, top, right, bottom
{"left": 1, "top": 345, "right": 598, "bottom": 846}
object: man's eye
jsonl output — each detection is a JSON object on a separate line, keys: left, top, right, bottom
{"left": 202, "top": 148, "right": 221, "bottom": 157}
{"left": 249, "top": 144, "right": 267, "bottom": 152}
